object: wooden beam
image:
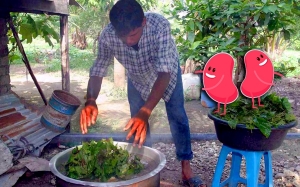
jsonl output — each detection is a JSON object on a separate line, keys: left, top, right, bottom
{"left": 60, "top": 15, "right": 70, "bottom": 92}
{"left": 0, "top": 0, "right": 69, "bottom": 16}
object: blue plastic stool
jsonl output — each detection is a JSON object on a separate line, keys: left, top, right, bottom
{"left": 212, "top": 145, "right": 273, "bottom": 187}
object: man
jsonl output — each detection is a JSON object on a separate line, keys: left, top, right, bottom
{"left": 80, "top": 0, "right": 206, "bottom": 186}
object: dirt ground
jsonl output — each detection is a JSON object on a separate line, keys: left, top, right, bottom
{"left": 8, "top": 64, "right": 300, "bottom": 186}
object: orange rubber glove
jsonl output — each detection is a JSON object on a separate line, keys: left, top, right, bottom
{"left": 80, "top": 100, "right": 98, "bottom": 134}
{"left": 124, "top": 107, "right": 151, "bottom": 148}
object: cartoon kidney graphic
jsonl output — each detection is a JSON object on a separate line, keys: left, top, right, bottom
{"left": 196, "top": 52, "right": 239, "bottom": 115}
{"left": 241, "top": 49, "right": 283, "bottom": 108}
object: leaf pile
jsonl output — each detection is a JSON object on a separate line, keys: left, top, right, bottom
{"left": 213, "top": 92, "right": 296, "bottom": 138}
{"left": 66, "top": 138, "right": 144, "bottom": 182}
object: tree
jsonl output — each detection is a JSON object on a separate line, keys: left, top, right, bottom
{"left": 167, "top": 0, "right": 300, "bottom": 86}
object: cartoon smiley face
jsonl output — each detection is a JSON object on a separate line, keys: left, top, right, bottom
{"left": 205, "top": 66, "right": 217, "bottom": 79}
{"left": 245, "top": 49, "right": 273, "bottom": 73}
{"left": 203, "top": 52, "right": 234, "bottom": 86}
{"left": 256, "top": 53, "right": 267, "bottom": 66}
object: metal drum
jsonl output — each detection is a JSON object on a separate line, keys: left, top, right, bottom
{"left": 41, "top": 90, "right": 81, "bottom": 132}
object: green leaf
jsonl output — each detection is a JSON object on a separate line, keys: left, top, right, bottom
{"left": 225, "top": 38, "right": 235, "bottom": 46}
{"left": 255, "top": 120, "right": 271, "bottom": 138}
{"left": 9, "top": 54, "right": 21, "bottom": 63}
{"left": 187, "top": 31, "right": 195, "bottom": 42}
{"left": 191, "top": 41, "right": 201, "bottom": 49}
{"left": 228, "top": 120, "right": 237, "bottom": 129}
{"left": 26, "top": 15, "right": 38, "bottom": 36}
{"left": 282, "top": 97, "right": 292, "bottom": 112}
{"left": 19, "top": 23, "right": 34, "bottom": 43}
{"left": 262, "top": 6, "right": 269, "bottom": 13}
{"left": 43, "top": 26, "right": 59, "bottom": 41}
{"left": 254, "top": 13, "right": 260, "bottom": 21}
{"left": 233, "top": 47, "right": 243, "bottom": 51}
{"left": 285, "top": 113, "right": 296, "bottom": 122}
{"left": 195, "top": 22, "right": 203, "bottom": 31}
{"left": 188, "top": 20, "right": 194, "bottom": 30}
{"left": 261, "top": 0, "right": 267, "bottom": 3}
{"left": 268, "top": 5, "right": 278, "bottom": 13}
{"left": 44, "top": 35, "right": 54, "bottom": 47}
{"left": 264, "top": 13, "right": 270, "bottom": 26}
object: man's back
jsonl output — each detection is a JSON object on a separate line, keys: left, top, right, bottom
{"left": 91, "top": 12, "right": 180, "bottom": 102}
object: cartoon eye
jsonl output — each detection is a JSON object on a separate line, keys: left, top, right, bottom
{"left": 212, "top": 68, "right": 216, "bottom": 72}
{"left": 257, "top": 57, "right": 260, "bottom": 61}
{"left": 208, "top": 67, "right": 211, "bottom": 71}
{"left": 260, "top": 54, "right": 263, "bottom": 58}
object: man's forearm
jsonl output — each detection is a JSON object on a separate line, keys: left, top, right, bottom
{"left": 86, "top": 76, "right": 103, "bottom": 101}
{"left": 143, "top": 72, "right": 171, "bottom": 113}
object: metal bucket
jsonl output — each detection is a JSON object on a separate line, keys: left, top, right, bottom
{"left": 49, "top": 141, "right": 166, "bottom": 187}
{"left": 41, "top": 90, "right": 81, "bottom": 133}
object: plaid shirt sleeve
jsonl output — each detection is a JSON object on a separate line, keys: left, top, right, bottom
{"left": 155, "top": 20, "right": 174, "bottom": 73}
{"left": 89, "top": 30, "right": 113, "bottom": 77}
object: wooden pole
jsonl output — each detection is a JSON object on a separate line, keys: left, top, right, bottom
{"left": 60, "top": 15, "right": 70, "bottom": 92}
{"left": 8, "top": 16, "right": 47, "bottom": 105}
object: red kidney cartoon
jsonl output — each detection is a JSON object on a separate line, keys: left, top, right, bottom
{"left": 241, "top": 49, "right": 283, "bottom": 108}
{"left": 195, "top": 52, "right": 239, "bottom": 115}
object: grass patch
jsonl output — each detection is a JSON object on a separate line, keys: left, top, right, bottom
{"left": 10, "top": 39, "right": 96, "bottom": 73}
{"left": 273, "top": 50, "right": 300, "bottom": 77}
{"left": 9, "top": 38, "right": 118, "bottom": 81}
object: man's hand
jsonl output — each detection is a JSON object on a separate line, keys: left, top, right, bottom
{"left": 80, "top": 100, "right": 98, "bottom": 134}
{"left": 124, "top": 107, "right": 151, "bottom": 148}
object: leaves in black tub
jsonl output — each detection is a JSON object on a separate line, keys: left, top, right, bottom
{"left": 213, "top": 92, "right": 296, "bottom": 138}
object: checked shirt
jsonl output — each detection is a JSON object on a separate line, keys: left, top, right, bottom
{"left": 90, "top": 12, "right": 179, "bottom": 102}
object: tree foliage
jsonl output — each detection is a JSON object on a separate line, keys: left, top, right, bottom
{"left": 8, "top": 13, "right": 60, "bottom": 62}
{"left": 7, "top": 0, "right": 158, "bottom": 61}
{"left": 167, "top": 0, "right": 300, "bottom": 67}
{"left": 70, "top": 0, "right": 158, "bottom": 51}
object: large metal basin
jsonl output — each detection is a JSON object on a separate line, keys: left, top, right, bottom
{"left": 49, "top": 141, "right": 166, "bottom": 187}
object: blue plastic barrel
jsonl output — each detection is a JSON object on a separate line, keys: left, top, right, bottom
{"left": 198, "top": 73, "right": 217, "bottom": 108}
{"left": 201, "top": 90, "right": 217, "bottom": 108}
{"left": 41, "top": 90, "right": 81, "bottom": 132}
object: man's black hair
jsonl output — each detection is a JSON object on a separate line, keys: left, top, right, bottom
{"left": 109, "top": 0, "right": 144, "bottom": 37}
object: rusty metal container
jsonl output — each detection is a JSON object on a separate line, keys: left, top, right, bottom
{"left": 41, "top": 90, "right": 81, "bottom": 132}
{"left": 49, "top": 141, "right": 166, "bottom": 187}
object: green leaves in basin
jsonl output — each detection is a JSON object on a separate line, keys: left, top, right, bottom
{"left": 66, "top": 138, "right": 144, "bottom": 182}
{"left": 213, "top": 93, "right": 296, "bottom": 138}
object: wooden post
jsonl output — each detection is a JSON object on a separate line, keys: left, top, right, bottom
{"left": 60, "top": 15, "right": 70, "bottom": 92}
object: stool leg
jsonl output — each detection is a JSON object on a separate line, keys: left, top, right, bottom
{"left": 212, "top": 145, "right": 231, "bottom": 187}
{"left": 228, "top": 152, "right": 242, "bottom": 187}
{"left": 245, "top": 152, "right": 262, "bottom": 187}
{"left": 263, "top": 151, "right": 273, "bottom": 187}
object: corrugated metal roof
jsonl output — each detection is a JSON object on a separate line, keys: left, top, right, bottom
{"left": 0, "top": 93, "right": 62, "bottom": 161}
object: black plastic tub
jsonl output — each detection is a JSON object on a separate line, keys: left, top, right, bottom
{"left": 208, "top": 110, "right": 298, "bottom": 151}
